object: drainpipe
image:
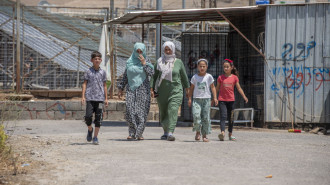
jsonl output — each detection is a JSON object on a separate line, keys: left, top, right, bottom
{"left": 156, "top": 0, "right": 162, "bottom": 60}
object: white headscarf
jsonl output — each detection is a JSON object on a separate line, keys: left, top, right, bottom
{"left": 156, "top": 41, "right": 176, "bottom": 87}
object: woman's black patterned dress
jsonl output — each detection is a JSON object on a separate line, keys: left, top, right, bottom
{"left": 117, "top": 59, "right": 154, "bottom": 138}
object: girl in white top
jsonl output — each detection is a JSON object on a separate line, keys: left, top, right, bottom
{"left": 188, "top": 59, "right": 218, "bottom": 142}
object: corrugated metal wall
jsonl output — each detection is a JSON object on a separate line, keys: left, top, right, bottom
{"left": 265, "top": 4, "right": 330, "bottom": 123}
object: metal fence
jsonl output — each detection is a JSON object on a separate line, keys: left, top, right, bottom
{"left": 113, "top": 21, "right": 230, "bottom": 98}
{"left": 179, "top": 13, "right": 265, "bottom": 125}
{"left": 0, "top": 1, "right": 108, "bottom": 92}
{"left": 227, "top": 11, "right": 266, "bottom": 126}
{"left": 181, "top": 32, "right": 229, "bottom": 121}
{"left": 0, "top": 1, "right": 15, "bottom": 91}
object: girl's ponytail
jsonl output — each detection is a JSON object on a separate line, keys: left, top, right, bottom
{"left": 223, "top": 59, "right": 239, "bottom": 77}
{"left": 231, "top": 66, "right": 239, "bottom": 78}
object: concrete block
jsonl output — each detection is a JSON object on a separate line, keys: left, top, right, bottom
{"left": 154, "top": 112, "right": 159, "bottom": 121}
{"left": 151, "top": 98, "right": 157, "bottom": 104}
{"left": 36, "top": 111, "right": 55, "bottom": 120}
{"left": 116, "top": 102, "right": 126, "bottom": 111}
{"left": 102, "top": 111, "right": 108, "bottom": 120}
{"left": 29, "top": 102, "right": 47, "bottom": 111}
{"left": 72, "top": 111, "right": 85, "bottom": 120}
{"left": 65, "top": 112, "right": 74, "bottom": 120}
{"left": 147, "top": 111, "right": 154, "bottom": 121}
{"left": 49, "top": 92, "right": 66, "bottom": 98}
{"left": 64, "top": 101, "right": 82, "bottom": 111}
{"left": 150, "top": 103, "right": 159, "bottom": 112}
{"left": 66, "top": 91, "right": 81, "bottom": 98}
{"left": 55, "top": 111, "right": 72, "bottom": 120}
{"left": 1, "top": 110, "right": 35, "bottom": 120}
{"left": 1, "top": 111, "right": 20, "bottom": 120}
{"left": 105, "top": 101, "right": 117, "bottom": 111}
{"left": 81, "top": 103, "right": 87, "bottom": 111}
{"left": 107, "top": 111, "right": 125, "bottom": 121}
{"left": 0, "top": 101, "right": 29, "bottom": 111}
{"left": 18, "top": 111, "right": 36, "bottom": 120}
{"left": 31, "top": 91, "right": 48, "bottom": 97}
{"left": 47, "top": 101, "right": 66, "bottom": 112}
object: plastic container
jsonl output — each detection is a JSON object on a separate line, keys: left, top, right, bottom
{"left": 256, "top": 0, "right": 270, "bottom": 5}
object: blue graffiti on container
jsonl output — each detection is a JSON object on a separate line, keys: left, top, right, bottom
{"left": 281, "top": 41, "right": 316, "bottom": 64}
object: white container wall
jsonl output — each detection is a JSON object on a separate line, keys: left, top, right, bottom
{"left": 265, "top": 4, "right": 330, "bottom": 123}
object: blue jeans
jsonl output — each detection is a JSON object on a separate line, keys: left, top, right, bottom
{"left": 219, "top": 101, "right": 234, "bottom": 133}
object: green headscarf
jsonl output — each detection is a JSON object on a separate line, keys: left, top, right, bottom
{"left": 126, "top": 43, "right": 153, "bottom": 91}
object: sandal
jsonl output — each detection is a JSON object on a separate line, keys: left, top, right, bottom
{"left": 229, "top": 136, "right": 236, "bottom": 141}
{"left": 127, "top": 136, "right": 135, "bottom": 141}
{"left": 195, "top": 132, "right": 201, "bottom": 141}
{"left": 167, "top": 135, "right": 175, "bottom": 141}
{"left": 218, "top": 133, "right": 225, "bottom": 141}
{"left": 203, "top": 137, "right": 209, "bottom": 142}
{"left": 160, "top": 135, "right": 168, "bottom": 140}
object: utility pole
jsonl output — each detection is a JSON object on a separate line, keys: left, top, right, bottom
{"left": 16, "top": 0, "right": 21, "bottom": 93}
{"left": 201, "top": 0, "right": 205, "bottom": 32}
{"left": 156, "top": 0, "right": 162, "bottom": 60}
{"left": 109, "top": 0, "right": 115, "bottom": 98}
{"left": 209, "top": 0, "right": 216, "bottom": 8}
{"left": 201, "top": 0, "right": 205, "bottom": 8}
{"left": 110, "top": 0, "right": 114, "bottom": 19}
{"left": 182, "top": 0, "right": 185, "bottom": 32}
{"left": 137, "top": 0, "right": 142, "bottom": 9}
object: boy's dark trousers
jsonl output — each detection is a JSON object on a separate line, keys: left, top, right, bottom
{"left": 219, "top": 101, "right": 234, "bottom": 133}
{"left": 85, "top": 101, "right": 103, "bottom": 127}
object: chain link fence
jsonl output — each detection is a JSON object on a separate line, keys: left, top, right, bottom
{"left": 0, "top": 1, "right": 108, "bottom": 93}
{"left": 0, "top": 1, "right": 15, "bottom": 91}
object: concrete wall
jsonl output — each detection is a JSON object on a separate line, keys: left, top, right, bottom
{"left": 0, "top": 100, "right": 159, "bottom": 121}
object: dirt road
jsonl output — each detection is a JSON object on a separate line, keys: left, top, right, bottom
{"left": 3, "top": 120, "right": 330, "bottom": 185}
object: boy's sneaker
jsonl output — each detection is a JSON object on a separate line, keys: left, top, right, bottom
{"left": 93, "top": 137, "right": 99, "bottom": 145}
{"left": 87, "top": 128, "right": 93, "bottom": 142}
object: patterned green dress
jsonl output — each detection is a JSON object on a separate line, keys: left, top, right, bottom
{"left": 151, "top": 59, "right": 190, "bottom": 133}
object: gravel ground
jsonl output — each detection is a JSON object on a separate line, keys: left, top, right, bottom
{"left": 4, "top": 120, "right": 330, "bottom": 185}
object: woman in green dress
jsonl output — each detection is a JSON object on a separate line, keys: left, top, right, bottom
{"left": 151, "top": 41, "right": 190, "bottom": 141}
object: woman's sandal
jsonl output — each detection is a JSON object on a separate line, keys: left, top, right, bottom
{"left": 195, "top": 133, "right": 201, "bottom": 141}
{"left": 127, "top": 136, "right": 135, "bottom": 141}
{"left": 229, "top": 136, "right": 236, "bottom": 141}
{"left": 203, "top": 137, "right": 209, "bottom": 142}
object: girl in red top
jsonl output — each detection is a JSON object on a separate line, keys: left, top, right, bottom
{"left": 216, "top": 59, "right": 248, "bottom": 141}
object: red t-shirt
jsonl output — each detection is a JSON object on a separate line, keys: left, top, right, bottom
{"left": 217, "top": 74, "right": 238, "bottom": 101}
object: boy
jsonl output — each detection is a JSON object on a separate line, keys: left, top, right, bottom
{"left": 82, "top": 51, "right": 108, "bottom": 145}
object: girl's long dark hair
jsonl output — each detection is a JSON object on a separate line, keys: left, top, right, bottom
{"left": 223, "top": 59, "right": 239, "bottom": 78}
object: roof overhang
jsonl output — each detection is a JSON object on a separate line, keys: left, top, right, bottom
{"left": 106, "top": 6, "right": 266, "bottom": 25}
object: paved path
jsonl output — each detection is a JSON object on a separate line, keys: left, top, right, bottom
{"left": 5, "top": 120, "right": 330, "bottom": 185}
